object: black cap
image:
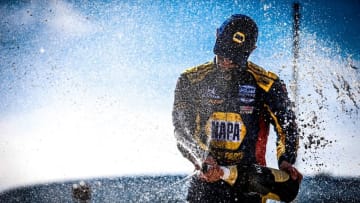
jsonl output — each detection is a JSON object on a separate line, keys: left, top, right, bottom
{"left": 214, "top": 14, "right": 258, "bottom": 65}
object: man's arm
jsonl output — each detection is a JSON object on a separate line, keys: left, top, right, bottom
{"left": 247, "top": 63, "right": 301, "bottom": 181}
{"left": 265, "top": 79, "right": 299, "bottom": 167}
{"left": 172, "top": 74, "right": 202, "bottom": 168}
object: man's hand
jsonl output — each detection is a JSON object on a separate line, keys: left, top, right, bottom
{"left": 199, "top": 156, "right": 224, "bottom": 183}
{"left": 280, "top": 161, "right": 303, "bottom": 183}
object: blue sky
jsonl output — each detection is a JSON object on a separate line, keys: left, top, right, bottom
{"left": 0, "top": 0, "right": 359, "bottom": 191}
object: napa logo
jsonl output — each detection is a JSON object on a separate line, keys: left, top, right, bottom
{"left": 205, "top": 112, "right": 247, "bottom": 150}
{"left": 211, "top": 121, "right": 240, "bottom": 141}
{"left": 239, "top": 85, "right": 256, "bottom": 103}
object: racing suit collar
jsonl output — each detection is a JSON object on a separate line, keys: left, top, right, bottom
{"left": 214, "top": 56, "right": 248, "bottom": 73}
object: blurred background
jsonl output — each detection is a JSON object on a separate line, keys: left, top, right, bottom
{"left": 0, "top": 0, "right": 359, "bottom": 192}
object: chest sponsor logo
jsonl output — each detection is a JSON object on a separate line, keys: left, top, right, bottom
{"left": 211, "top": 121, "right": 240, "bottom": 141}
{"left": 240, "top": 106, "right": 254, "bottom": 114}
{"left": 239, "top": 85, "right": 256, "bottom": 103}
{"left": 205, "top": 112, "right": 247, "bottom": 150}
{"left": 205, "top": 87, "right": 221, "bottom": 99}
{"left": 205, "top": 86, "right": 224, "bottom": 104}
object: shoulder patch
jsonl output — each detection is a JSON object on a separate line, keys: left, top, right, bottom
{"left": 247, "top": 61, "right": 278, "bottom": 92}
{"left": 183, "top": 61, "right": 215, "bottom": 84}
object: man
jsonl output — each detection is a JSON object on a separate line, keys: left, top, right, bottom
{"left": 172, "top": 14, "right": 302, "bottom": 202}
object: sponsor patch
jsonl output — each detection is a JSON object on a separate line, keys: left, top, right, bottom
{"left": 205, "top": 86, "right": 221, "bottom": 99}
{"left": 209, "top": 99, "right": 224, "bottom": 105}
{"left": 205, "top": 86, "right": 224, "bottom": 104}
{"left": 239, "top": 85, "right": 256, "bottom": 103}
{"left": 240, "top": 106, "right": 254, "bottom": 114}
{"left": 212, "top": 151, "right": 244, "bottom": 162}
{"left": 205, "top": 112, "right": 247, "bottom": 150}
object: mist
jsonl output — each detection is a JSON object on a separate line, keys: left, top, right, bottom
{"left": 0, "top": 0, "right": 359, "bottom": 192}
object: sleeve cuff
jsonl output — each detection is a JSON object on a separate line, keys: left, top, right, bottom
{"left": 220, "top": 166, "right": 238, "bottom": 186}
{"left": 278, "top": 155, "right": 296, "bottom": 167}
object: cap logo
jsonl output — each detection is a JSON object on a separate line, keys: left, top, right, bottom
{"left": 233, "top": 32, "right": 245, "bottom": 44}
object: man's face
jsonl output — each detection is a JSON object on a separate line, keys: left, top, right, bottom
{"left": 216, "top": 55, "right": 238, "bottom": 71}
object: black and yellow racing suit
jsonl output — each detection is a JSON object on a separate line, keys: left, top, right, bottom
{"left": 172, "top": 60, "right": 299, "bottom": 202}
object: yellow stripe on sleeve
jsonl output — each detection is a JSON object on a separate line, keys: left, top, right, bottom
{"left": 264, "top": 104, "right": 286, "bottom": 160}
